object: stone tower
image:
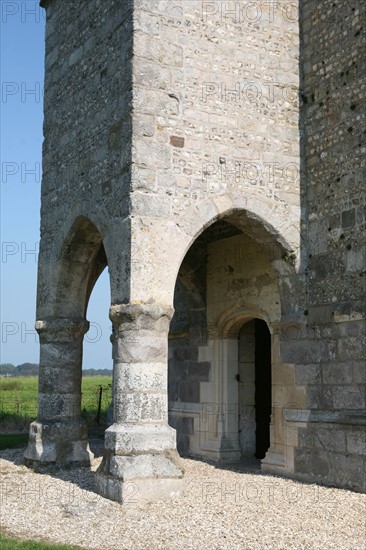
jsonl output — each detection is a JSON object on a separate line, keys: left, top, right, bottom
{"left": 25, "top": 0, "right": 365, "bottom": 502}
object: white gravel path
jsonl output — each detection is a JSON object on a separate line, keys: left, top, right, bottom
{"left": 0, "top": 444, "right": 365, "bottom": 550}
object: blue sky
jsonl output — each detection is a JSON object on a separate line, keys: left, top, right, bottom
{"left": 1, "top": 1, "right": 111, "bottom": 369}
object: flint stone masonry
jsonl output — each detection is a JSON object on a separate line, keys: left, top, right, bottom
{"left": 298, "top": 0, "right": 365, "bottom": 491}
{"left": 26, "top": 0, "right": 365, "bottom": 502}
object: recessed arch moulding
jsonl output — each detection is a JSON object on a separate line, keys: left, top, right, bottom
{"left": 128, "top": 193, "right": 303, "bottom": 307}
{"left": 163, "top": 200, "right": 306, "bottom": 474}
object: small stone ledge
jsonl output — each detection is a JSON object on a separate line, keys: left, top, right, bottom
{"left": 309, "top": 409, "right": 366, "bottom": 426}
{"left": 284, "top": 408, "right": 366, "bottom": 426}
{"left": 35, "top": 318, "right": 90, "bottom": 342}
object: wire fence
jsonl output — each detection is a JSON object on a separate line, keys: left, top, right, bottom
{"left": 0, "top": 384, "right": 113, "bottom": 431}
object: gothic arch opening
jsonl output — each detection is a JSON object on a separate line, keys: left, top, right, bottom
{"left": 168, "top": 216, "right": 280, "bottom": 464}
{"left": 54, "top": 216, "right": 108, "bottom": 318}
{"left": 25, "top": 216, "right": 111, "bottom": 466}
{"left": 57, "top": 216, "right": 112, "bottom": 431}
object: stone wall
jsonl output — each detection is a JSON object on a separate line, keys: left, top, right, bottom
{"left": 38, "top": 0, "right": 134, "bottom": 316}
{"left": 38, "top": 0, "right": 302, "bottom": 310}
{"left": 129, "top": 0, "right": 301, "bottom": 306}
{"left": 298, "top": 0, "right": 365, "bottom": 491}
{"left": 31, "top": 0, "right": 365, "bottom": 497}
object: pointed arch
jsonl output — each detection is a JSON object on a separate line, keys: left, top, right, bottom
{"left": 53, "top": 216, "right": 109, "bottom": 318}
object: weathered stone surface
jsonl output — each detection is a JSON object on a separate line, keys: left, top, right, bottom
{"left": 294, "top": 448, "right": 330, "bottom": 477}
{"left": 26, "top": 0, "right": 365, "bottom": 501}
{"left": 24, "top": 420, "right": 93, "bottom": 466}
{"left": 347, "top": 430, "right": 366, "bottom": 456}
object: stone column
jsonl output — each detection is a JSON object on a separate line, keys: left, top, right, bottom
{"left": 216, "top": 338, "right": 241, "bottom": 461}
{"left": 95, "top": 303, "right": 184, "bottom": 505}
{"left": 24, "top": 319, "right": 94, "bottom": 466}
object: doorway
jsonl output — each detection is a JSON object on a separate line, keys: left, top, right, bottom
{"left": 238, "top": 319, "right": 271, "bottom": 460}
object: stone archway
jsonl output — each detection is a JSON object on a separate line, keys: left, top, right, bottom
{"left": 24, "top": 216, "right": 109, "bottom": 466}
{"left": 168, "top": 217, "right": 284, "bottom": 465}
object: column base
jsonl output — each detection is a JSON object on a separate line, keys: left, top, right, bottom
{"left": 95, "top": 452, "right": 184, "bottom": 505}
{"left": 24, "top": 419, "right": 94, "bottom": 467}
{"left": 95, "top": 423, "right": 185, "bottom": 504}
{"left": 261, "top": 445, "right": 287, "bottom": 474}
{"left": 209, "top": 435, "right": 242, "bottom": 463}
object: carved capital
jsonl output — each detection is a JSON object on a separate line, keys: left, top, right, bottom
{"left": 109, "top": 303, "right": 174, "bottom": 334}
{"left": 35, "top": 318, "right": 90, "bottom": 343}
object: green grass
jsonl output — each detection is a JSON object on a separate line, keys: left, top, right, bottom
{"left": 0, "top": 433, "right": 29, "bottom": 450}
{"left": 0, "top": 534, "right": 81, "bottom": 550}
{"left": 0, "top": 376, "right": 112, "bottom": 433}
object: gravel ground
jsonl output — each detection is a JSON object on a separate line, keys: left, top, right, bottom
{"left": 0, "top": 442, "right": 365, "bottom": 550}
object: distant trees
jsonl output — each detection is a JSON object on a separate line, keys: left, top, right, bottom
{"left": 0, "top": 363, "right": 39, "bottom": 376}
{"left": 0, "top": 363, "right": 18, "bottom": 376}
{"left": 0, "top": 363, "right": 112, "bottom": 377}
{"left": 81, "top": 369, "right": 112, "bottom": 377}
{"left": 17, "top": 363, "right": 40, "bottom": 376}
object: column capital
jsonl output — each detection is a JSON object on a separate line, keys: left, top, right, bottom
{"left": 109, "top": 303, "right": 174, "bottom": 333}
{"left": 35, "top": 318, "right": 90, "bottom": 343}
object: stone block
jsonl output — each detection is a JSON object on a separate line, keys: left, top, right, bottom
{"left": 297, "top": 427, "right": 314, "bottom": 448}
{"left": 332, "top": 386, "right": 365, "bottom": 410}
{"left": 337, "top": 338, "right": 365, "bottom": 361}
{"left": 313, "top": 428, "right": 346, "bottom": 453}
{"left": 114, "top": 362, "right": 167, "bottom": 392}
{"left": 307, "top": 386, "right": 333, "bottom": 409}
{"left": 353, "top": 361, "right": 366, "bottom": 384}
{"left": 308, "top": 304, "right": 333, "bottom": 325}
{"left": 295, "top": 364, "right": 321, "bottom": 385}
{"left": 177, "top": 381, "right": 200, "bottom": 403}
{"left": 273, "top": 363, "right": 295, "bottom": 385}
{"left": 322, "top": 363, "right": 353, "bottom": 385}
{"left": 95, "top": 474, "right": 184, "bottom": 505}
{"left": 104, "top": 424, "right": 177, "bottom": 454}
{"left": 346, "top": 430, "right": 366, "bottom": 455}
{"left": 328, "top": 453, "right": 365, "bottom": 491}
{"left": 280, "top": 340, "right": 330, "bottom": 365}
{"left": 24, "top": 420, "right": 93, "bottom": 467}
{"left": 346, "top": 249, "right": 365, "bottom": 272}
{"left": 187, "top": 362, "right": 211, "bottom": 381}
{"left": 294, "top": 448, "right": 329, "bottom": 477}
{"left": 114, "top": 392, "right": 167, "bottom": 423}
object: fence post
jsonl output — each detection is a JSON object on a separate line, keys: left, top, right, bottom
{"left": 95, "top": 385, "right": 103, "bottom": 425}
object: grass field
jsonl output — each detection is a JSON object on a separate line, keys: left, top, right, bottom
{"left": 0, "top": 433, "right": 29, "bottom": 450}
{"left": 0, "top": 376, "right": 112, "bottom": 433}
{"left": 0, "top": 534, "right": 81, "bottom": 550}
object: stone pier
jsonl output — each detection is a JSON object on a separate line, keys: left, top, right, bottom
{"left": 24, "top": 319, "right": 93, "bottom": 466}
{"left": 95, "top": 304, "right": 184, "bottom": 504}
